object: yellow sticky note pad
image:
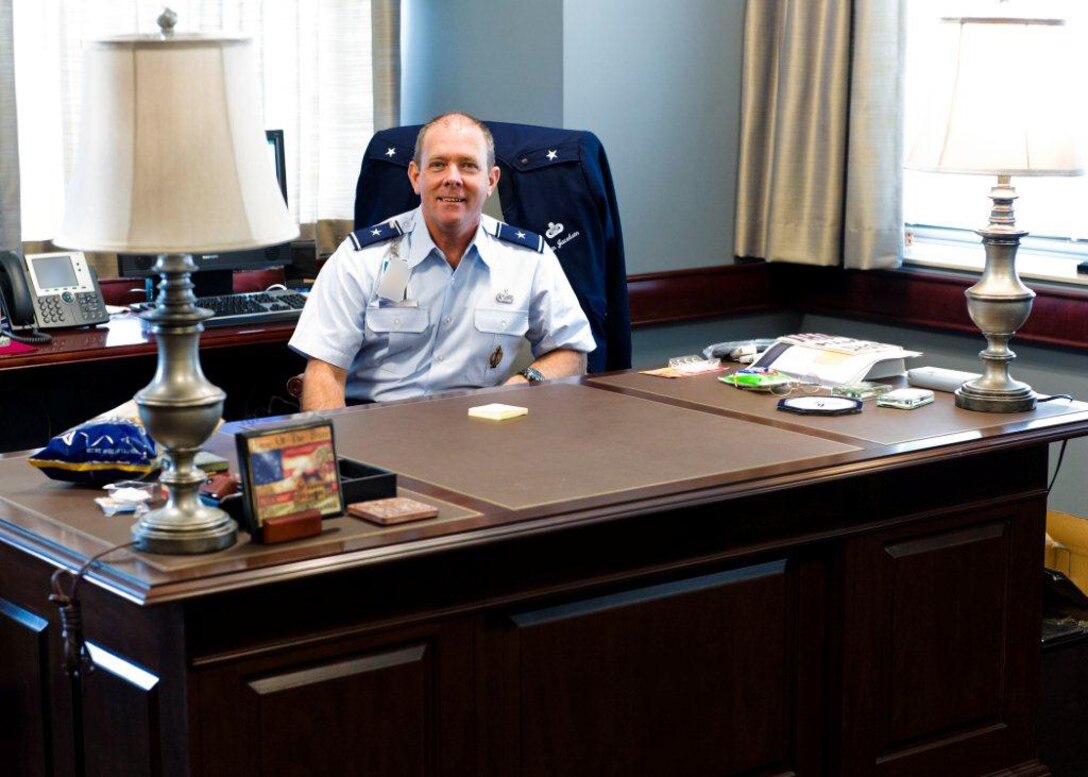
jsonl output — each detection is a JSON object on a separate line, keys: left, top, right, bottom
{"left": 468, "top": 403, "right": 529, "bottom": 421}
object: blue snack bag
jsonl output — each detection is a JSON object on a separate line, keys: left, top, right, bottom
{"left": 29, "top": 401, "right": 159, "bottom": 485}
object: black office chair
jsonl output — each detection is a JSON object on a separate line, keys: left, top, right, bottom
{"left": 354, "top": 120, "right": 632, "bottom": 374}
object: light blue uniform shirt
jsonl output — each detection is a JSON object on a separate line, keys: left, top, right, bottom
{"left": 289, "top": 208, "right": 596, "bottom": 403}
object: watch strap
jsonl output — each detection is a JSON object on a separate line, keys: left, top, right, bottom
{"left": 520, "top": 366, "right": 545, "bottom": 383}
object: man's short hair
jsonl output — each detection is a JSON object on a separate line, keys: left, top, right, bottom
{"left": 413, "top": 112, "right": 496, "bottom": 169}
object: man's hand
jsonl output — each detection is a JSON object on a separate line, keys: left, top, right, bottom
{"left": 503, "top": 348, "right": 587, "bottom": 385}
{"left": 301, "top": 359, "right": 349, "bottom": 411}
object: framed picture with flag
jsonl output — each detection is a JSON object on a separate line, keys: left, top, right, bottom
{"left": 234, "top": 418, "right": 343, "bottom": 536}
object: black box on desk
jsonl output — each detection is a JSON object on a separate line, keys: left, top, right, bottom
{"left": 339, "top": 457, "right": 396, "bottom": 504}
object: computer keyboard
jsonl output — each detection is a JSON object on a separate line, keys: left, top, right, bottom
{"left": 132, "top": 289, "right": 308, "bottom": 327}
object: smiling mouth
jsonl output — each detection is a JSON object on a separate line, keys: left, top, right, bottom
{"left": 438, "top": 196, "right": 465, "bottom": 203}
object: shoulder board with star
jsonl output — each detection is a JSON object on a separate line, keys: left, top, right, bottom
{"left": 349, "top": 220, "right": 403, "bottom": 250}
{"left": 491, "top": 222, "right": 544, "bottom": 253}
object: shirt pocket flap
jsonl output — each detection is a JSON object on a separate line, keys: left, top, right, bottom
{"left": 367, "top": 306, "right": 429, "bottom": 334}
{"left": 474, "top": 308, "right": 529, "bottom": 336}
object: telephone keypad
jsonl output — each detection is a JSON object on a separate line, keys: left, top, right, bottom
{"left": 36, "top": 293, "right": 106, "bottom": 326}
{"left": 77, "top": 292, "right": 107, "bottom": 321}
{"left": 40, "top": 296, "right": 64, "bottom": 324}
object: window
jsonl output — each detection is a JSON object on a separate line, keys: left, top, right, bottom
{"left": 11, "top": 0, "right": 378, "bottom": 252}
{"left": 903, "top": 0, "right": 1088, "bottom": 285}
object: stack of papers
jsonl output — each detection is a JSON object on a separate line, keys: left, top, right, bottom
{"left": 750, "top": 334, "right": 920, "bottom": 386}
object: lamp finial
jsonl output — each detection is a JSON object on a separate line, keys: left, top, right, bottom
{"left": 157, "top": 7, "right": 177, "bottom": 38}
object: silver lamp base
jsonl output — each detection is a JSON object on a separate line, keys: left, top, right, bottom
{"left": 955, "top": 380, "right": 1036, "bottom": 413}
{"left": 955, "top": 175, "right": 1037, "bottom": 414}
{"left": 133, "top": 253, "right": 237, "bottom": 554}
{"left": 132, "top": 501, "right": 237, "bottom": 555}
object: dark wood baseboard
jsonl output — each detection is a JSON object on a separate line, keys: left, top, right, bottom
{"left": 626, "top": 263, "right": 1088, "bottom": 352}
{"left": 626, "top": 263, "right": 785, "bottom": 326}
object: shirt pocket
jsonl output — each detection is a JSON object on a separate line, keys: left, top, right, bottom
{"left": 473, "top": 308, "right": 530, "bottom": 381}
{"left": 365, "top": 306, "right": 431, "bottom": 372}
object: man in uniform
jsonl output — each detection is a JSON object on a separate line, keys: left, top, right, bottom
{"left": 289, "top": 112, "right": 595, "bottom": 410}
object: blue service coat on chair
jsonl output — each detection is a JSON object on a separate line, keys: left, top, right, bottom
{"left": 353, "top": 121, "right": 632, "bottom": 373}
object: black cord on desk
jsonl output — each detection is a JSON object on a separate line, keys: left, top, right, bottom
{"left": 49, "top": 541, "right": 136, "bottom": 678}
{"left": 1037, "top": 394, "right": 1074, "bottom": 498}
{"left": 1047, "top": 440, "right": 1069, "bottom": 498}
{"left": 1039, "top": 394, "right": 1075, "bottom": 403}
{"left": 48, "top": 540, "right": 135, "bottom": 777}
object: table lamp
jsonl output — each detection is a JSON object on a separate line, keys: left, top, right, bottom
{"left": 55, "top": 10, "right": 298, "bottom": 553}
{"left": 906, "top": 16, "right": 1083, "bottom": 413}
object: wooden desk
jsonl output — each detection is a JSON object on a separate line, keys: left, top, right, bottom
{"left": 2, "top": 375, "right": 1087, "bottom": 776}
{"left": 0, "top": 315, "right": 303, "bottom": 453}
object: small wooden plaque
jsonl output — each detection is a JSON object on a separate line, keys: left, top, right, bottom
{"left": 347, "top": 497, "right": 439, "bottom": 526}
{"left": 255, "top": 509, "right": 323, "bottom": 544}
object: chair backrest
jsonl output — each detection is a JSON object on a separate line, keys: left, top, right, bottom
{"left": 353, "top": 121, "right": 632, "bottom": 373}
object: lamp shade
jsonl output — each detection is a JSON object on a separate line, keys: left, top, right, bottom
{"left": 906, "top": 17, "right": 1084, "bottom": 177}
{"left": 56, "top": 33, "right": 297, "bottom": 254}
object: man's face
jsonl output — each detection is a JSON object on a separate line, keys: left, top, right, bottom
{"left": 408, "top": 118, "right": 499, "bottom": 240}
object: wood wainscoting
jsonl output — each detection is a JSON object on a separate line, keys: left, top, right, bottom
{"left": 627, "top": 262, "right": 1088, "bottom": 352}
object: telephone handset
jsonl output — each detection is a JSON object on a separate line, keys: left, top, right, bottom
{"left": 0, "top": 250, "right": 109, "bottom": 344}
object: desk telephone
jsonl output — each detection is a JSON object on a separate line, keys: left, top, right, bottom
{"left": 0, "top": 250, "right": 109, "bottom": 344}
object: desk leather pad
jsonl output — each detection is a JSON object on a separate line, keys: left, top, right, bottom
{"left": 329, "top": 383, "right": 861, "bottom": 511}
{"left": 590, "top": 371, "right": 1087, "bottom": 446}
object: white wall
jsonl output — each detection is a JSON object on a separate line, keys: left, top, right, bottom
{"left": 563, "top": 0, "right": 746, "bottom": 274}
{"left": 401, "top": 0, "right": 745, "bottom": 274}
{"left": 401, "top": 0, "right": 564, "bottom": 126}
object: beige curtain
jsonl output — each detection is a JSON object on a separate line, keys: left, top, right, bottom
{"left": 734, "top": 0, "right": 905, "bottom": 269}
{"left": 0, "top": 0, "right": 19, "bottom": 250}
{"left": 371, "top": 0, "right": 401, "bottom": 132}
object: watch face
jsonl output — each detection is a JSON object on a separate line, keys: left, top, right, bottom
{"left": 777, "top": 396, "right": 863, "bottom": 416}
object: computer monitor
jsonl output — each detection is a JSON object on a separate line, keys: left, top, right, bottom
{"left": 117, "top": 129, "right": 293, "bottom": 297}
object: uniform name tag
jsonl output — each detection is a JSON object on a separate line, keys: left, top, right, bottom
{"left": 377, "top": 259, "right": 411, "bottom": 302}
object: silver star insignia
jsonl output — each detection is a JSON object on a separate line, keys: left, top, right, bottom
{"left": 516, "top": 231, "right": 526, "bottom": 239}
{"left": 385, "top": 147, "right": 397, "bottom": 157}
{"left": 371, "top": 228, "right": 382, "bottom": 236}
{"left": 546, "top": 149, "right": 558, "bottom": 161}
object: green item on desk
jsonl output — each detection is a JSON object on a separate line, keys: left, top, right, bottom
{"left": 719, "top": 368, "right": 793, "bottom": 391}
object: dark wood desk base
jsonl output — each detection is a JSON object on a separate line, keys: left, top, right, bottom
{"left": 1, "top": 443, "right": 1054, "bottom": 776}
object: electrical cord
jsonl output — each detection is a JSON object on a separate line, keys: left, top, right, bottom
{"left": 1047, "top": 439, "right": 1068, "bottom": 498}
{"left": 1034, "top": 394, "right": 1074, "bottom": 497}
{"left": 48, "top": 539, "right": 134, "bottom": 777}
{"left": 1038, "top": 394, "right": 1074, "bottom": 403}
{"left": 48, "top": 541, "right": 136, "bottom": 678}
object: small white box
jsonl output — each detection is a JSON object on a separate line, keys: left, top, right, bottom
{"left": 468, "top": 403, "right": 529, "bottom": 421}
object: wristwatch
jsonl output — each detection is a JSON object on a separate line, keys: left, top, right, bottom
{"left": 519, "top": 366, "right": 545, "bottom": 383}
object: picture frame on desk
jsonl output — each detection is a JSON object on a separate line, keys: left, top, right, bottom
{"left": 235, "top": 418, "right": 343, "bottom": 543}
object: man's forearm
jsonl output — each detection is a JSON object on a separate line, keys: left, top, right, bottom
{"left": 301, "top": 359, "right": 348, "bottom": 411}
{"left": 504, "top": 348, "right": 587, "bottom": 384}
